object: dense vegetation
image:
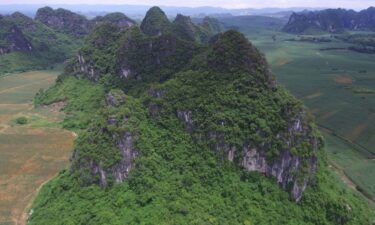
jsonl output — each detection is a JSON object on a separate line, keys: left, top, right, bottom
{"left": 0, "top": 11, "right": 81, "bottom": 74}
{"left": 30, "top": 77, "right": 374, "bottom": 224}
{"left": 29, "top": 6, "right": 374, "bottom": 225}
{"left": 283, "top": 7, "right": 375, "bottom": 34}
{"left": 334, "top": 33, "right": 375, "bottom": 53}
{"left": 0, "top": 7, "right": 136, "bottom": 75}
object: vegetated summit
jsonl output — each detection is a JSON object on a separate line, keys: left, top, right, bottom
{"left": 0, "top": 6, "right": 137, "bottom": 74}
{"left": 283, "top": 7, "right": 375, "bottom": 34}
{"left": 29, "top": 6, "right": 374, "bottom": 225}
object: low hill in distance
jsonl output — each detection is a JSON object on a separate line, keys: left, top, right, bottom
{"left": 283, "top": 7, "right": 375, "bottom": 34}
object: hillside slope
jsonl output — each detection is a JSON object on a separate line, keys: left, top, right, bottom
{"left": 28, "top": 6, "right": 374, "bottom": 225}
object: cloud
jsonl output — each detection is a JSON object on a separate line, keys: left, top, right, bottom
{"left": 1, "top": 0, "right": 374, "bottom": 9}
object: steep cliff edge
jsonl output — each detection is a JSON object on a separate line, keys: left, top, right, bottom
{"left": 29, "top": 6, "right": 374, "bottom": 225}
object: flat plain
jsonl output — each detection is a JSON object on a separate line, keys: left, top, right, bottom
{"left": 0, "top": 70, "right": 74, "bottom": 225}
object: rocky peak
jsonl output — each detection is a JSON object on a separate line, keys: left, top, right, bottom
{"left": 207, "top": 30, "right": 275, "bottom": 88}
{"left": 172, "top": 14, "right": 198, "bottom": 42}
{"left": 93, "top": 12, "right": 136, "bottom": 30}
{"left": 0, "top": 16, "right": 33, "bottom": 54}
{"left": 207, "top": 30, "right": 264, "bottom": 71}
{"left": 35, "top": 6, "right": 91, "bottom": 36}
{"left": 140, "top": 6, "right": 171, "bottom": 36}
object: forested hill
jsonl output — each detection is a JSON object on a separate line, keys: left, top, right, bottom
{"left": 0, "top": 7, "right": 137, "bottom": 74}
{"left": 0, "top": 11, "right": 80, "bottom": 74}
{"left": 27, "top": 6, "right": 374, "bottom": 225}
{"left": 283, "top": 7, "right": 375, "bottom": 34}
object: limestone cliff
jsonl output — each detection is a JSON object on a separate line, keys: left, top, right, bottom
{"left": 35, "top": 6, "right": 91, "bottom": 36}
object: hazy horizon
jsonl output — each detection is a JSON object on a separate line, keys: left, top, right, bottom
{"left": 0, "top": 0, "right": 374, "bottom": 10}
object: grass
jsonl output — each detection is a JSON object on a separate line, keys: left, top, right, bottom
{"left": 0, "top": 69, "right": 74, "bottom": 225}
{"left": 223, "top": 17, "right": 375, "bottom": 201}
{"left": 323, "top": 130, "right": 375, "bottom": 202}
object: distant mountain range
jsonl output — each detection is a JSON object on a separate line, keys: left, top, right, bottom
{"left": 283, "top": 7, "right": 375, "bottom": 33}
{"left": 0, "top": 4, "right": 325, "bottom": 19}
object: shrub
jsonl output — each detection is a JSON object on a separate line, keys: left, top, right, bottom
{"left": 15, "top": 116, "right": 28, "bottom": 125}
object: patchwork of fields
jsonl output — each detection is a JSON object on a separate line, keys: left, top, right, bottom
{"left": 0, "top": 71, "right": 74, "bottom": 225}
{"left": 222, "top": 17, "right": 375, "bottom": 201}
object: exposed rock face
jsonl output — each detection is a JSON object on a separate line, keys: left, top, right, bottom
{"left": 71, "top": 90, "right": 138, "bottom": 186}
{"left": 241, "top": 147, "right": 317, "bottom": 201}
{"left": 177, "top": 110, "right": 194, "bottom": 131}
{"left": 117, "top": 27, "right": 192, "bottom": 82}
{"left": 283, "top": 7, "right": 375, "bottom": 33}
{"left": 1, "top": 25, "right": 33, "bottom": 53}
{"left": 112, "top": 132, "right": 138, "bottom": 183}
{"left": 105, "top": 91, "right": 126, "bottom": 107}
{"left": 83, "top": 132, "right": 138, "bottom": 186}
{"left": 9, "top": 12, "right": 37, "bottom": 32}
{"left": 35, "top": 6, "right": 91, "bottom": 36}
{"left": 0, "top": 13, "right": 34, "bottom": 54}
{"left": 76, "top": 52, "right": 97, "bottom": 80}
{"left": 175, "top": 107, "right": 319, "bottom": 201}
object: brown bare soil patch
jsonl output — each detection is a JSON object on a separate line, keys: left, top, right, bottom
{"left": 275, "top": 58, "right": 292, "bottom": 66}
{"left": 42, "top": 100, "right": 66, "bottom": 112}
{"left": 350, "top": 115, "right": 375, "bottom": 141}
{"left": 304, "top": 92, "right": 323, "bottom": 100}
{"left": 330, "top": 163, "right": 357, "bottom": 190}
{"left": 334, "top": 75, "right": 354, "bottom": 84}
{"left": 320, "top": 110, "right": 340, "bottom": 121}
{"left": 310, "top": 108, "right": 321, "bottom": 114}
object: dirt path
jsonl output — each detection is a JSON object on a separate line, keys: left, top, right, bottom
{"left": 0, "top": 77, "right": 55, "bottom": 94}
{"left": 329, "top": 163, "right": 357, "bottom": 190}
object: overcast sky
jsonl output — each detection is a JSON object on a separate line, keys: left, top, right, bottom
{"left": 0, "top": 0, "right": 374, "bottom": 9}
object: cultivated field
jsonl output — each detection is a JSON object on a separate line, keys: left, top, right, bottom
{"left": 0, "top": 70, "right": 74, "bottom": 225}
{"left": 221, "top": 17, "right": 375, "bottom": 201}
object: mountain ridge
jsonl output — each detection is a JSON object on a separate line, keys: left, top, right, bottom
{"left": 283, "top": 7, "right": 375, "bottom": 33}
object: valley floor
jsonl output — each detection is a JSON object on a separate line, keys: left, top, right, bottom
{"left": 0, "top": 70, "right": 74, "bottom": 225}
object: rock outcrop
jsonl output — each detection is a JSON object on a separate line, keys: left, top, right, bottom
{"left": 140, "top": 6, "right": 171, "bottom": 36}
{"left": 35, "top": 6, "right": 91, "bottom": 36}
{"left": 87, "top": 131, "right": 138, "bottom": 186}
{"left": 71, "top": 90, "right": 138, "bottom": 186}
{"left": 0, "top": 15, "right": 33, "bottom": 54}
